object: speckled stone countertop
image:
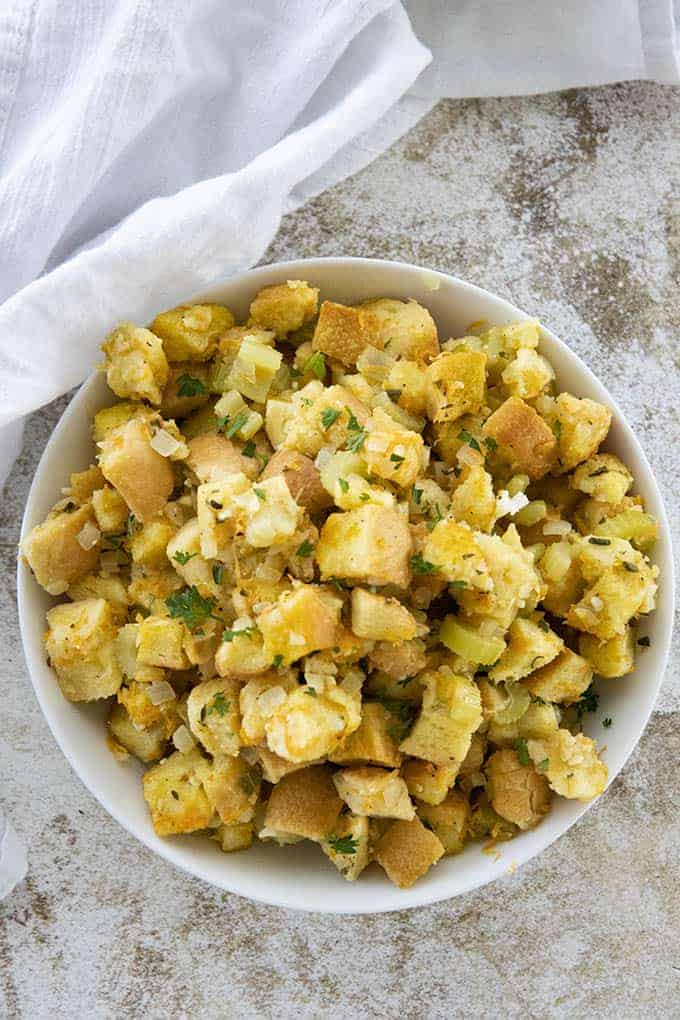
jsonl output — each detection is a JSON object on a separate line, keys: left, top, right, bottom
{"left": 1, "top": 83, "right": 678, "bottom": 1019}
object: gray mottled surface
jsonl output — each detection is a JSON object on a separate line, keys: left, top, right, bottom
{"left": 1, "top": 83, "right": 679, "bottom": 1019}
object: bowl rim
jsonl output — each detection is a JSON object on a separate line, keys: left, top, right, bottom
{"left": 17, "top": 255, "right": 676, "bottom": 914}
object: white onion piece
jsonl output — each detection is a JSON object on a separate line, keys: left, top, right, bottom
{"left": 496, "top": 490, "right": 529, "bottom": 518}
{"left": 543, "top": 519, "right": 571, "bottom": 536}
{"left": 150, "top": 428, "right": 180, "bottom": 457}
{"left": 590, "top": 595, "right": 604, "bottom": 612}
{"left": 76, "top": 521, "right": 100, "bottom": 550}
{"left": 173, "top": 724, "right": 195, "bottom": 753}
{"left": 147, "top": 680, "right": 176, "bottom": 705}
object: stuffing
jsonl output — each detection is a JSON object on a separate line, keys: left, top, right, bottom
{"left": 482, "top": 396, "right": 557, "bottom": 479}
{"left": 101, "top": 322, "right": 169, "bottom": 405}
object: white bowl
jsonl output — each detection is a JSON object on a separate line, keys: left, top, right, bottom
{"left": 18, "top": 257, "right": 675, "bottom": 914}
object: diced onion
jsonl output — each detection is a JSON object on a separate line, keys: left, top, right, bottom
{"left": 314, "top": 446, "right": 335, "bottom": 470}
{"left": 150, "top": 428, "right": 181, "bottom": 457}
{"left": 173, "top": 724, "right": 195, "bottom": 753}
{"left": 147, "top": 680, "right": 176, "bottom": 705}
{"left": 496, "top": 490, "right": 529, "bottom": 518}
{"left": 457, "top": 444, "right": 480, "bottom": 467}
{"left": 590, "top": 595, "right": 604, "bottom": 612}
{"left": 289, "top": 632, "right": 306, "bottom": 646}
{"left": 76, "top": 521, "right": 101, "bottom": 550}
{"left": 543, "top": 519, "right": 571, "bottom": 536}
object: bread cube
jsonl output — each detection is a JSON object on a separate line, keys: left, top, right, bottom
{"left": 130, "top": 517, "right": 177, "bottom": 569}
{"left": 99, "top": 418, "right": 175, "bottom": 523}
{"left": 450, "top": 465, "right": 496, "bottom": 532}
{"left": 91, "top": 486, "right": 129, "bottom": 533}
{"left": 567, "top": 560, "right": 656, "bottom": 640}
{"left": 187, "top": 432, "right": 258, "bottom": 484}
{"left": 551, "top": 393, "right": 611, "bottom": 473}
{"left": 238, "top": 670, "right": 299, "bottom": 745}
{"left": 368, "top": 639, "right": 427, "bottom": 682}
{"left": 486, "top": 748, "right": 551, "bottom": 830}
{"left": 385, "top": 360, "right": 431, "bottom": 415}
{"left": 93, "top": 401, "right": 152, "bottom": 443}
{"left": 482, "top": 396, "right": 557, "bottom": 480}
{"left": 426, "top": 349, "right": 486, "bottom": 422}
{"left": 151, "top": 303, "right": 235, "bottom": 362}
{"left": 523, "top": 648, "right": 593, "bottom": 704}
{"left": 571, "top": 453, "right": 633, "bottom": 504}
{"left": 159, "top": 363, "right": 211, "bottom": 419}
{"left": 317, "top": 505, "right": 412, "bottom": 588}
{"left": 101, "top": 322, "right": 169, "bottom": 405}
{"left": 68, "top": 465, "right": 104, "bottom": 505}
{"left": 359, "top": 298, "right": 439, "bottom": 361}
{"left": 215, "top": 628, "right": 270, "bottom": 678}
{"left": 264, "top": 397, "right": 295, "bottom": 448}
{"left": 501, "top": 347, "right": 554, "bottom": 399}
{"left": 257, "top": 584, "right": 342, "bottom": 666}
{"left": 422, "top": 518, "right": 492, "bottom": 594}
{"left": 401, "top": 759, "right": 459, "bottom": 806}
{"left": 256, "top": 747, "right": 314, "bottom": 785}
{"left": 108, "top": 703, "right": 167, "bottom": 763}
{"left": 117, "top": 678, "right": 179, "bottom": 734}
{"left": 527, "top": 729, "right": 608, "bottom": 801}
{"left": 265, "top": 678, "right": 361, "bottom": 763}
{"left": 319, "top": 449, "right": 392, "bottom": 511}
{"left": 68, "top": 572, "right": 129, "bottom": 610}
{"left": 187, "top": 677, "right": 242, "bottom": 756}
{"left": 165, "top": 519, "right": 219, "bottom": 597}
{"left": 201, "top": 755, "right": 260, "bottom": 825}
{"left": 260, "top": 449, "right": 332, "bottom": 514}
{"left": 362, "top": 408, "right": 427, "bottom": 489}
{"left": 321, "top": 813, "right": 370, "bottom": 881}
{"left": 457, "top": 526, "right": 542, "bottom": 630}
{"left": 226, "top": 336, "right": 282, "bottom": 403}
{"left": 374, "top": 816, "right": 444, "bottom": 888}
{"left": 136, "top": 616, "right": 188, "bottom": 670}
{"left": 579, "top": 628, "right": 635, "bottom": 678}
{"left": 400, "top": 668, "right": 482, "bottom": 766}
{"left": 489, "top": 616, "right": 563, "bottom": 684}
{"left": 487, "top": 701, "right": 560, "bottom": 748}
{"left": 127, "top": 566, "right": 183, "bottom": 612}
{"left": 330, "top": 702, "right": 403, "bottom": 767}
{"left": 333, "top": 766, "right": 414, "bottom": 819}
{"left": 350, "top": 589, "right": 417, "bottom": 643}
{"left": 283, "top": 384, "right": 370, "bottom": 457}
{"left": 23, "top": 504, "right": 100, "bottom": 595}
{"left": 249, "top": 280, "right": 319, "bottom": 337}
{"left": 264, "top": 765, "right": 343, "bottom": 841}
{"left": 142, "top": 748, "right": 214, "bottom": 836}
{"left": 417, "top": 789, "right": 469, "bottom": 854}
{"left": 593, "top": 507, "right": 659, "bottom": 552}
{"left": 311, "top": 300, "right": 382, "bottom": 365}
{"left": 45, "top": 598, "right": 122, "bottom": 701}
{"left": 215, "top": 822, "right": 254, "bottom": 852}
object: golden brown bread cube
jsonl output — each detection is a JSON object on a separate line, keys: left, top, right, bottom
{"left": 401, "top": 759, "right": 459, "bottom": 806}
{"left": 151, "top": 303, "right": 235, "bottom": 362}
{"left": 399, "top": 669, "right": 482, "bottom": 766}
{"left": 579, "top": 629, "right": 635, "bottom": 678}
{"left": 107, "top": 703, "right": 167, "bottom": 763}
{"left": 257, "top": 584, "right": 342, "bottom": 666}
{"left": 130, "top": 517, "right": 177, "bottom": 569}
{"left": 368, "top": 639, "right": 427, "bottom": 682}
{"left": 142, "top": 748, "right": 215, "bottom": 836}
{"left": 373, "top": 817, "right": 445, "bottom": 888}
{"left": 98, "top": 418, "right": 175, "bottom": 523}
{"left": 417, "top": 789, "right": 469, "bottom": 854}
{"left": 527, "top": 730, "right": 607, "bottom": 801}
{"left": 186, "top": 431, "right": 258, "bottom": 483}
{"left": 483, "top": 396, "right": 557, "bottom": 480}
{"left": 117, "top": 678, "right": 179, "bottom": 735}
{"left": 249, "top": 280, "right": 319, "bottom": 337}
{"left": 201, "top": 755, "right": 261, "bottom": 825}
{"left": 316, "top": 505, "right": 412, "bottom": 588}
{"left": 137, "top": 615, "right": 189, "bottom": 670}
{"left": 260, "top": 449, "right": 332, "bottom": 514}
{"left": 552, "top": 393, "right": 612, "bottom": 473}
{"left": 101, "top": 322, "right": 169, "bottom": 405}
{"left": 45, "top": 598, "right": 123, "bottom": 701}
{"left": 522, "top": 647, "right": 593, "bottom": 704}
{"left": 68, "top": 572, "right": 129, "bottom": 608}
{"left": 489, "top": 616, "right": 564, "bottom": 684}
{"left": 566, "top": 562, "right": 655, "bottom": 640}
{"left": 358, "top": 298, "right": 439, "bottom": 361}
{"left": 487, "top": 701, "right": 560, "bottom": 748}
{"left": 333, "top": 766, "right": 415, "bottom": 820}
{"left": 187, "top": 677, "right": 242, "bottom": 757}
{"left": 160, "top": 363, "right": 211, "bottom": 419}
{"left": 321, "top": 813, "right": 370, "bottom": 881}
{"left": 91, "top": 485, "right": 129, "bottom": 534}
{"left": 350, "top": 588, "right": 418, "bottom": 643}
{"left": 69, "top": 465, "right": 105, "bottom": 504}
{"left": 215, "top": 822, "right": 254, "bottom": 852}
{"left": 22, "top": 504, "right": 100, "bottom": 595}
{"left": 330, "top": 702, "right": 403, "bottom": 768}
{"left": 256, "top": 747, "right": 314, "bottom": 785}
{"left": 449, "top": 465, "right": 496, "bottom": 533}
{"left": 312, "top": 300, "right": 383, "bottom": 365}
{"left": 571, "top": 453, "right": 633, "bottom": 504}
{"left": 264, "top": 765, "right": 343, "bottom": 841}
{"left": 485, "top": 748, "right": 552, "bottom": 830}
{"left": 426, "top": 349, "right": 487, "bottom": 423}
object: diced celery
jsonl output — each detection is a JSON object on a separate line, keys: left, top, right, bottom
{"left": 440, "top": 616, "right": 506, "bottom": 666}
{"left": 507, "top": 474, "right": 530, "bottom": 496}
{"left": 492, "top": 684, "right": 531, "bottom": 725}
{"left": 227, "top": 338, "right": 282, "bottom": 402}
{"left": 514, "top": 500, "right": 548, "bottom": 527}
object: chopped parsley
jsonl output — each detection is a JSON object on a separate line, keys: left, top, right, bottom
{"left": 253, "top": 487, "right": 267, "bottom": 501}
{"left": 241, "top": 439, "right": 257, "bottom": 458}
{"left": 551, "top": 419, "right": 562, "bottom": 440}
{"left": 239, "top": 767, "right": 261, "bottom": 796}
{"left": 327, "top": 834, "right": 360, "bottom": 855}
{"left": 338, "top": 477, "right": 350, "bottom": 493}
{"left": 223, "top": 411, "right": 250, "bottom": 439}
{"left": 483, "top": 436, "right": 498, "bottom": 453}
{"left": 304, "top": 352, "right": 326, "bottom": 379}
{"left": 127, "top": 514, "right": 140, "bottom": 536}
{"left": 458, "top": 428, "right": 481, "bottom": 452}
{"left": 602, "top": 717, "right": 612, "bottom": 729}
{"left": 576, "top": 682, "right": 599, "bottom": 720}
{"left": 166, "top": 586, "right": 216, "bottom": 629}
{"left": 272, "top": 654, "right": 284, "bottom": 669}
{"left": 222, "top": 626, "right": 255, "bottom": 642}
{"left": 304, "top": 688, "right": 318, "bottom": 698}
{"left": 296, "top": 539, "right": 315, "bottom": 557}
{"left": 345, "top": 408, "right": 362, "bottom": 432}
{"left": 206, "top": 692, "right": 229, "bottom": 717}
{"left": 176, "top": 373, "right": 207, "bottom": 398}
{"left": 173, "top": 550, "right": 197, "bottom": 565}
{"left": 412, "top": 486, "right": 423, "bottom": 506}
{"left": 537, "top": 758, "right": 550, "bottom": 771}
{"left": 588, "top": 537, "right": 611, "bottom": 546}
{"left": 390, "top": 452, "right": 405, "bottom": 469}
{"left": 359, "top": 492, "right": 370, "bottom": 501}
{"left": 320, "top": 407, "right": 340, "bottom": 430}
{"left": 212, "top": 564, "right": 224, "bottom": 585}
{"left": 515, "top": 738, "right": 530, "bottom": 766}
{"left": 410, "top": 552, "right": 439, "bottom": 575}
{"left": 345, "top": 428, "right": 367, "bottom": 453}
{"left": 328, "top": 577, "right": 351, "bottom": 590}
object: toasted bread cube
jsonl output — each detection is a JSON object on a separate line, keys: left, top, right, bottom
{"left": 457, "top": 526, "right": 542, "bottom": 630}
{"left": 264, "top": 765, "right": 343, "bottom": 841}
{"left": 91, "top": 486, "right": 129, "bottom": 533}
{"left": 196, "top": 474, "right": 249, "bottom": 559}
{"left": 552, "top": 393, "right": 611, "bottom": 473}
{"left": 264, "top": 397, "right": 295, "bottom": 449}
{"left": 489, "top": 616, "right": 563, "bottom": 684}
{"left": 486, "top": 748, "right": 551, "bottom": 830}
{"left": 317, "top": 505, "right": 412, "bottom": 588}
{"left": 501, "top": 347, "right": 554, "bottom": 399}
{"left": 385, "top": 360, "right": 431, "bottom": 415}
{"left": 23, "top": 504, "right": 100, "bottom": 595}
{"left": 108, "top": 703, "right": 167, "bottom": 763}
{"left": 400, "top": 668, "right": 482, "bottom": 766}
{"left": 93, "top": 401, "right": 153, "bottom": 443}
{"left": 249, "top": 280, "right": 319, "bottom": 337}
{"left": 99, "top": 418, "right": 174, "bottom": 523}
{"left": 333, "top": 766, "right": 415, "bottom": 820}
{"left": 127, "top": 566, "right": 183, "bottom": 611}
{"left": 359, "top": 298, "right": 439, "bottom": 361}
{"left": 142, "top": 748, "right": 214, "bottom": 836}
{"left": 226, "top": 337, "right": 282, "bottom": 403}
{"left": 350, "top": 589, "right": 417, "bottom": 643}
{"left": 527, "top": 729, "right": 607, "bottom": 801}
{"left": 130, "top": 517, "right": 177, "bottom": 569}
{"left": 330, "top": 702, "right": 403, "bottom": 767}
{"left": 256, "top": 747, "right": 314, "bottom": 785}
{"left": 117, "top": 677, "right": 178, "bottom": 733}
{"left": 417, "top": 789, "right": 469, "bottom": 854}
{"left": 487, "top": 701, "right": 560, "bottom": 747}
{"left": 426, "top": 349, "right": 486, "bottom": 423}
{"left": 187, "top": 677, "right": 242, "bottom": 756}
{"left": 165, "top": 519, "right": 219, "bottom": 596}
{"left": 239, "top": 670, "right": 299, "bottom": 745}
{"left": 571, "top": 453, "right": 633, "bottom": 504}
{"left": 69, "top": 465, "right": 105, "bottom": 504}
{"left": 402, "top": 759, "right": 459, "bottom": 806}
{"left": 45, "top": 599, "right": 122, "bottom": 701}
{"left": 593, "top": 507, "right": 659, "bottom": 552}
{"left": 283, "top": 384, "right": 370, "bottom": 457}
{"left": 450, "top": 465, "right": 496, "bottom": 532}
{"left": 137, "top": 616, "right": 188, "bottom": 670}
{"left": 257, "top": 585, "right": 342, "bottom": 666}
{"left": 374, "top": 816, "right": 444, "bottom": 888}
{"left": 215, "top": 629, "right": 270, "bottom": 678}
{"left": 260, "top": 449, "right": 332, "bottom": 514}
{"left": 101, "top": 322, "right": 169, "bottom": 405}
{"left": 215, "top": 822, "right": 254, "bottom": 852}
{"left": 423, "top": 518, "right": 491, "bottom": 591}
{"left": 151, "top": 303, "right": 234, "bottom": 362}
{"left": 266, "top": 678, "right": 361, "bottom": 763}
{"left": 368, "top": 639, "right": 427, "bottom": 682}
{"left": 68, "top": 572, "right": 128, "bottom": 608}
{"left": 321, "top": 813, "right": 370, "bottom": 881}
{"left": 201, "top": 755, "right": 260, "bottom": 825}
{"left": 523, "top": 648, "right": 593, "bottom": 704}
{"left": 186, "top": 432, "right": 258, "bottom": 484}
{"left": 159, "top": 363, "right": 211, "bottom": 419}
{"left": 362, "top": 408, "right": 427, "bottom": 489}
{"left": 312, "top": 301, "right": 382, "bottom": 365}
{"left": 483, "top": 396, "right": 557, "bottom": 479}
{"left": 567, "top": 562, "right": 656, "bottom": 640}
{"left": 579, "top": 629, "right": 635, "bottom": 678}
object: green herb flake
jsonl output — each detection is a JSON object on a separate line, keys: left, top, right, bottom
{"left": 588, "top": 537, "right": 611, "bottom": 546}
{"left": 253, "top": 487, "right": 267, "bottom": 501}
{"left": 212, "top": 564, "right": 224, "bottom": 585}
{"left": 222, "top": 626, "right": 255, "bottom": 643}
{"left": 224, "top": 411, "right": 249, "bottom": 439}
{"left": 359, "top": 492, "right": 370, "bottom": 501}
{"left": 515, "top": 738, "right": 530, "bottom": 766}
{"left": 345, "top": 428, "right": 367, "bottom": 453}
{"left": 412, "top": 487, "right": 423, "bottom": 506}
{"left": 296, "top": 539, "right": 315, "bottom": 557}
{"left": 206, "top": 692, "right": 229, "bottom": 718}
{"left": 304, "top": 688, "right": 318, "bottom": 698}
{"left": 623, "top": 561, "right": 639, "bottom": 573}
{"left": 176, "top": 373, "right": 207, "bottom": 398}
{"left": 576, "top": 682, "right": 599, "bottom": 720}
{"left": 449, "top": 579, "right": 467, "bottom": 591}
{"left": 458, "top": 429, "right": 481, "bottom": 453}
{"left": 327, "top": 834, "right": 360, "bottom": 855}
{"left": 171, "top": 790, "right": 180, "bottom": 801}
{"left": 483, "top": 436, "right": 498, "bottom": 453}
{"left": 166, "top": 586, "right": 216, "bottom": 629}
{"left": 304, "top": 352, "right": 326, "bottom": 379}
{"left": 127, "top": 514, "right": 140, "bottom": 537}
{"left": 345, "top": 408, "right": 362, "bottom": 432}
{"left": 410, "top": 552, "right": 439, "bottom": 575}
{"left": 242, "top": 440, "right": 257, "bottom": 458}
{"left": 338, "top": 477, "right": 350, "bottom": 493}
{"left": 537, "top": 758, "right": 550, "bottom": 771}
{"left": 602, "top": 717, "right": 612, "bottom": 729}
{"left": 320, "top": 407, "right": 341, "bottom": 431}
{"left": 588, "top": 466, "right": 609, "bottom": 477}
{"left": 328, "top": 577, "right": 351, "bottom": 590}
{"left": 272, "top": 654, "right": 284, "bottom": 669}
{"left": 240, "top": 767, "right": 261, "bottom": 796}
{"left": 551, "top": 419, "right": 562, "bottom": 440}
{"left": 173, "top": 550, "right": 197, "bottom": 566}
